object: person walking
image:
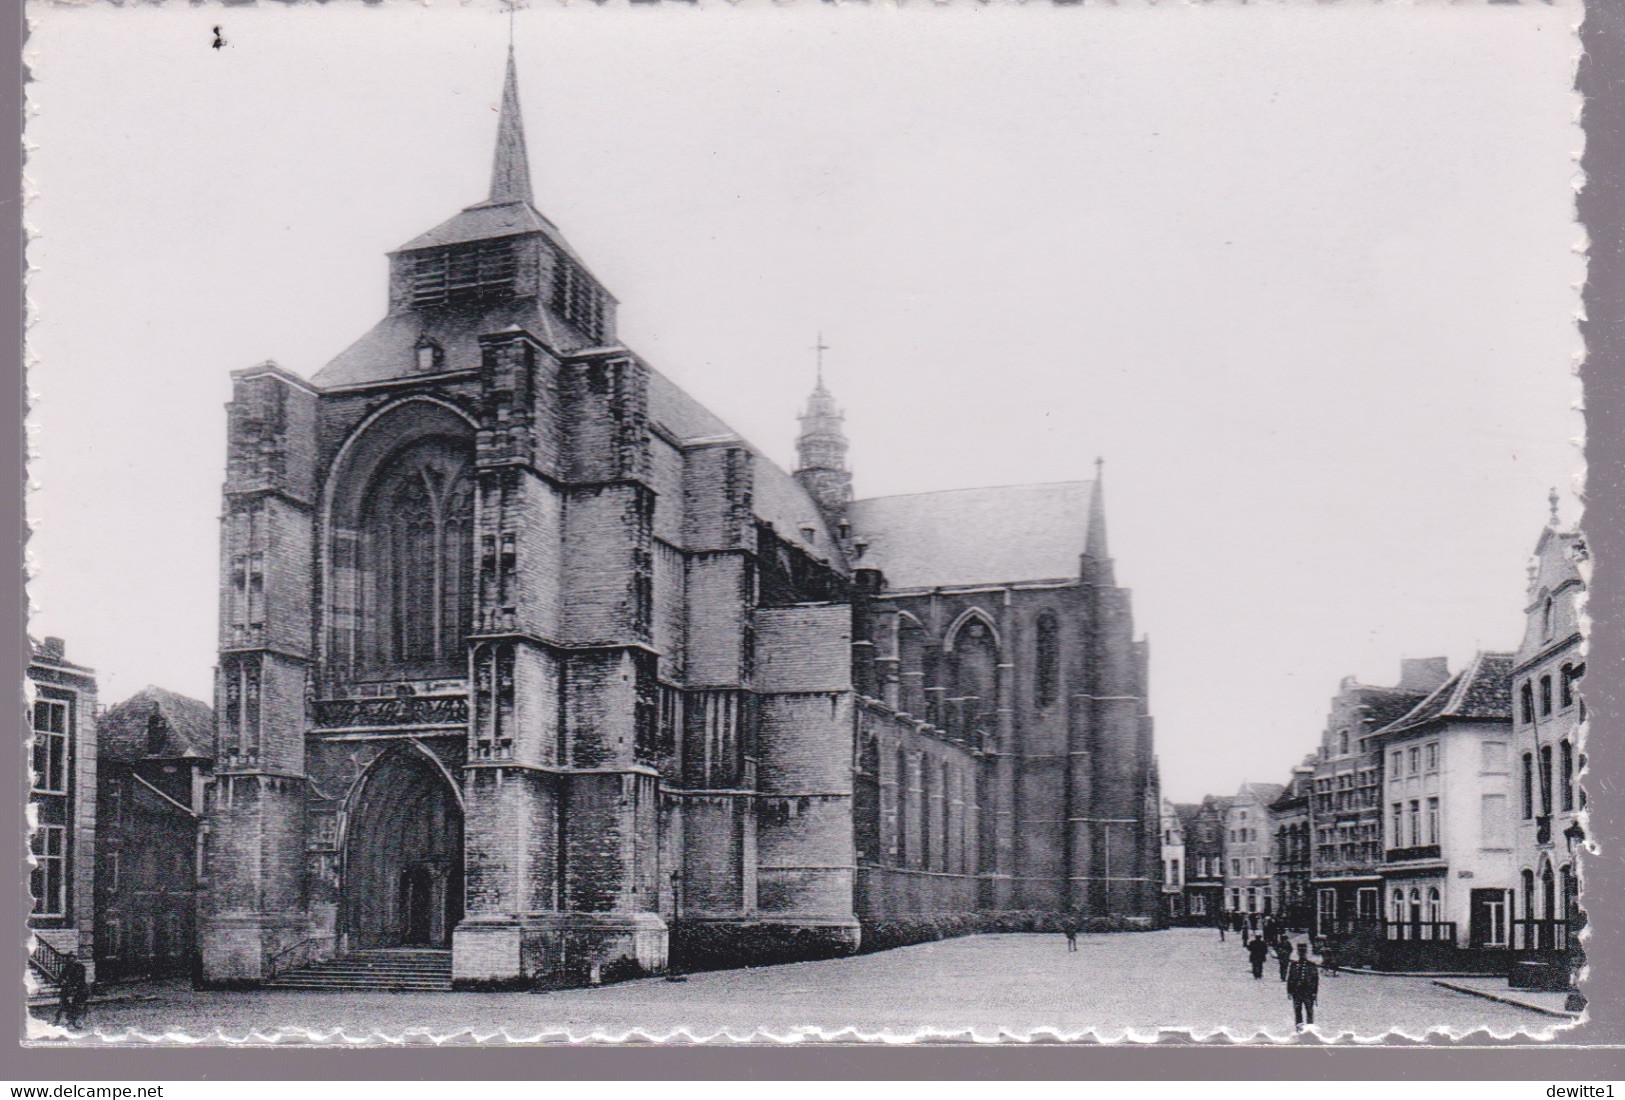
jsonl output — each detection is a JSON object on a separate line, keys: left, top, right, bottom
{"left": 1321, "top": 935, "right": 1342, "bottom": 977}
{"left": 1063, "top": 919, "right": 1078, "bottom": 953}
{"left": 1274, "top": 936, "right": 1292, "bottom": 981}
{"left": 1247, "top": 935, "right": 1269, "bottom": 980}
{"left": 53, "top": 955, "right": 88, "bottom": 1029}
{"left": 1287, "top": 943, "right": 1320, "bottom": 1031}
{"left": 1215, "top": 912, "right": 1226, "bottom": 942}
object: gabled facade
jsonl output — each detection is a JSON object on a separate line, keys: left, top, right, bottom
{"left": 27, "top": 637, "right": 99, "bottom": 984}
{"left": 1159, "top": 797, "right": 1186, "bottom": 922}
{"left": 1509, "top": 497, "right": 1586, "bottom": 958}
{"left": 1307, "top": 659, "right": 1448, "bottom": 938}
{"left": 1183, "top": 796, "right": 1229, "bottom": 923}
{"left": 198, "top": 52, "right": 1159, "bottom": 990}
{"left": 1223, "top": 782, "right": 1282, "bottom": 916}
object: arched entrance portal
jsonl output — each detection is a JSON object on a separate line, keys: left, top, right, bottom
{"left": 343, "top": 747, "right": 464, "bottom": 949}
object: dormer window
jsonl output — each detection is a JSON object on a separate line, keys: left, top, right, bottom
{"left": 1542, "top": 594, "right": 1555, "bottom": 639}
{"left": 411, "top": 240, "right": 518, "bottom": 309}
{"left": 415, "top": 339, "right": 444, "bottom": 374}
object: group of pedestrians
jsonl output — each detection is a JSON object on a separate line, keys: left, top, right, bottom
{"left": 1217, "top": 912, "right": 1322, "bottom": 1031}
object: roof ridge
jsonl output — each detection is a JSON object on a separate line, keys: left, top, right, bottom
{"left": 852, "top": 479, "right": 1091, "bottom": 505}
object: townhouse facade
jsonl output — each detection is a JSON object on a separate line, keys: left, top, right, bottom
{"left": 1509, "top": 502, "right": 1585, "bottom": 969}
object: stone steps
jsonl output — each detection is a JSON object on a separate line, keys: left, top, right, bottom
{"left": 265, "top": 949, "right": 453, "bottom": 993}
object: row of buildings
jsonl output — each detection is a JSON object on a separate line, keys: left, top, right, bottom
{"left": 27, "top": 52, "right": 1165, "bottom": 994}
{"left": 1159, "top": 499, "right": 1586, "bottom": 981}
{"left": 26, "top": 638, "right": 215, "bottom": 987}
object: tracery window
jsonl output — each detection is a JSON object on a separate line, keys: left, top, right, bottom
{"left": 359, "top": 439, "right": 474, "bottom": 675}
{"left": 949, "top": 617, "right": 998, "bottom": 744}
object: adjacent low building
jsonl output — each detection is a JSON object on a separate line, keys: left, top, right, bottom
{"left": 1374, "top": 651, "right": 1515, "bottom": 969}
{"left": 27, "top": 637, "right": 99, "bottom": 986}
{"left": 1183, "top": 796, "right": 1228, "bottom": 925}
{"left": 1223, "top": 782, "right": 1282, "bottom": 918}
{"left": 94, "top": 687, "right": 214, "bottom": 983}
{"left": 1270, "top": 759, "right": 1315, "bottom": 931}
{"left": 1159, "top": 797, "right": 1187, "bottom": 924}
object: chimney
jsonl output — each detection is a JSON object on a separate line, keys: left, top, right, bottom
{"left": 1398, "top": 657, "right": 1450, "bottom": 693}
{"left": 39, "top": 636, "right": 65, "bottom": 661}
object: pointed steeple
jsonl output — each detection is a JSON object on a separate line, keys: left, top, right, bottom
{"left": 488, "top": 46, "right": 535, "bottom": 206}
{"left": 1084, "top": 457, "right": 1115, "bottom": 584}
{"left": 1086, "top": 456, "right": 1109, "bottom": 558}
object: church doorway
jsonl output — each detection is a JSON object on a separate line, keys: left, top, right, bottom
{"left": 342, "top": 746, "right": 464, "bottom": 950}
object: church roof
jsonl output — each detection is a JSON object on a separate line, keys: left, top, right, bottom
{"left": 846, "top": 481, "right": 1093, "bottom": 590}
{"left": 393, "top": 199, "right": 573, "bottom": 255}
{"left": 1376, "top": 651, "right": 1514, "bottom": 738}
{"left": 646, "top": 370, "right": 842, "bottom": 566}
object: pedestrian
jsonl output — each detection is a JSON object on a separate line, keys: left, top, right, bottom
{"left": 1247, "top": 935, "right": 1269, "bottom": 980}
{"left": 1215, "top": 912, "right": 1226, "bottom": 942}
{"left": 1322, "top": 936, "right": 1341, "bottom": 977}
{"left": 1063, "top": 918, "right": 1078, "bottom": 953}
{"left": 1274, "top": 936, "right": 1292, "bottom": 981}
{"left": 1287, "top": 943, "right": 1320, "bottom": 1031}
{"left": 53, "top": 956, "right": 88, "bottom": 1029}
{"left": 1264, "top": 917, "right": 1278, "bottom": 944}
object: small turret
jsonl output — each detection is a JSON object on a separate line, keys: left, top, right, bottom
{"left": 794, "top": 340, "right": 853, "bottom": 521}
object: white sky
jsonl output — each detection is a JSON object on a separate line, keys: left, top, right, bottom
{"left": 24, "top": 1, "right": 1582, "bottom": 804}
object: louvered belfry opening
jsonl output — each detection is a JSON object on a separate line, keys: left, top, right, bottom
{"left": 410, "top": 240, "right": 519, "bottom": 309}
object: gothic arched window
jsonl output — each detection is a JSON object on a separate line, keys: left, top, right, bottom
{"left": 1034, "top": 612, "right": 1059, "bottom": 709}
{"left": 950, "top": 616, "right": 999, "bottom": 743}
{"left": 359, "top": 438, "right": 474, "bottom": 675}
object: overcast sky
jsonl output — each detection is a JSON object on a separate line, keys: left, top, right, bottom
{"left": 25, "top": 1, "right": 1582, "bottom": 803}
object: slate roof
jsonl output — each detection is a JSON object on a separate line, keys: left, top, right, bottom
{"left": 1357, "top": 686, "right": 1433, "bottom": 730}
{"left": 846, "top": 482, "right": 1093, "bottom": 590}
{"left": 1174, "top": 802, "right": 1203, "bottom": 832}
{"left": 643, "top": 371, "right": 842, "bottom": 566}
{"left": 101, "top": 686, "right": 214, "bottom": 762}
{"left": 1241, "top": 781, "right": 1285, "bottom": 807}
{"left": 1377, "top": 652, "right": 1514, "bottom": 738}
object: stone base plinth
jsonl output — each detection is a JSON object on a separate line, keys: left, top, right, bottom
{"left": 197, "top": 912, "right": 317, "bottom": 988}
{"left": 453, "top": 912, "right": 668, "bottom": 991}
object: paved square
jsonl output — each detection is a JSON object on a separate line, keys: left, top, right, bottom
{"left": 33, "top": 929, "right": 1566, "bottom": 1044}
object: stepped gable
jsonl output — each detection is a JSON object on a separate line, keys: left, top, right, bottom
{"left": 846, "top": 481, "right": 1092, "bottom": 590}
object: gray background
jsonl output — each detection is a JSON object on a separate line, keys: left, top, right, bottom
{"left": 5, "top": 0, "right": 1621, "bottom": 1078}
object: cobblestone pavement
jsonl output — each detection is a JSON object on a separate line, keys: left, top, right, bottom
{"left": 32, "top": 928, "right": 1568, "bottom": 1045}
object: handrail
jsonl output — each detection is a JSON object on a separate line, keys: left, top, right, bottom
{"left": 266, "top": 936, "right": 327, "bottom": 978}
{"left": 28, "top": 936, "right": 73, "bottom": 985}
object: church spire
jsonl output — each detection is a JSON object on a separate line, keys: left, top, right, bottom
{"left": 488, "top": 46, "right": 535, "bottom": 206}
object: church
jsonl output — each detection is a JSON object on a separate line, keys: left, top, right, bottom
{"left": 199, "top": 53, "right": 1160, "bottom": 990}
